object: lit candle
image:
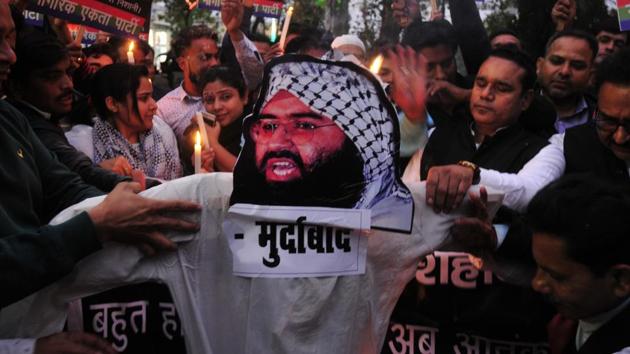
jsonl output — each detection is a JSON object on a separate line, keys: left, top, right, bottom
{"left": 127, "top": 41, "right": 135, "bottom": 64}
{"left": 369, "top": 54, "right": 383, "bottom": 75}
{"left": 278, "top": 6, "right": 293, "bottom": 50}
{"left": 270, "top": 18, "right": 278, "bottom": 43}
{"left": 194, "top": 131, "right": 202, "bottom": 174}
{"left": 195, "top": 112, "right": 209, "bottom": 149}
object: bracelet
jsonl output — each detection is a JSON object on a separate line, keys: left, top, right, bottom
{"left": 458, "top": 160, "right": 480, "bottom": 184}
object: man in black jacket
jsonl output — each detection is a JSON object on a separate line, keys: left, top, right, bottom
{"left": 0, "top": 3, "right": 200, "bottom": 352}
{"left": 561, "top": 47, "right": 630, "bottom": 182}
{"left": 7, "top": 27, "right": 129, "bottom": 192}
{"left": 384, "top": 49, "right": 554, "bottom": 353}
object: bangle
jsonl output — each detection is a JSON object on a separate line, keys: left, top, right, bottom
{"left": 458, "top": 160, "right": 480, "bottom": 184}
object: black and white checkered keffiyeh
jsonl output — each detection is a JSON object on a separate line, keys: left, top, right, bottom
{"left": 260, "top": 59, "right": 411, "bottom": 209}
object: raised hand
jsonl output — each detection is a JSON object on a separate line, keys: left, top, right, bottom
{"left": 551, "top": 0, "right": 576, "bottom": 32}
{"left": 221, "top": 0, "right": 244, "bottom": 38}
{"left": 387, "top": 45, "right": 427, "bottom": 123}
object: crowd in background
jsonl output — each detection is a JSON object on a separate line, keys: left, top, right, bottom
{"left": 1, "top": 0, "right": 630, "bottom": 352}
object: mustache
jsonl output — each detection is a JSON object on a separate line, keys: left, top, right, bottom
{"left": 261, "top": 150, "right": 306, "bottom": 171}
{"left": 57, "top": 89, "right": 74, "bottom": 101}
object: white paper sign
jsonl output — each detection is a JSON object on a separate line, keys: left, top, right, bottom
{"left": 224, "top": 204, "right": 371, "bottom": 278}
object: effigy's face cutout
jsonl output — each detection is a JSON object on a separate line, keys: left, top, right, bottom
{"left": 252, "top": 90, "right": 348, "bottom": 185}
{"left": 231, "top": 55, "right": 414, "bottom": 233}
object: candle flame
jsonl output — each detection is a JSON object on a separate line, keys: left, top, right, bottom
{"left": 369, "top": 54, "right": 383, "bottom": 74}
{"left": 195, "top": 131, "right": 201, "bottom": 146}
{"left": 128, "top": 41, "right": 135, "bottom": 52}
{"left": 287, "top": 6, "right": 293, "bottom": 15}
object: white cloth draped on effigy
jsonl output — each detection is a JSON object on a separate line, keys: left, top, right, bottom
{"left": 0, "top": 173, "right": 501, "bottom": 353}
{"left": 0, "top": 57, "right": 503, "bottom": 353}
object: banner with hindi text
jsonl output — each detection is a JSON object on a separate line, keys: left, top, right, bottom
{"left": 199, "top": 0, "right": 283, "bottom": 18}
{"left": 27, "top": 0, "right": 151, "bottom": 38}
{"left": 618, "top": 0, "right": 630, "bottom": 31}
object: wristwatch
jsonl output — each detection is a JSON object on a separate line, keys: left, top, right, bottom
{"left": 458, "top": 160, "right": 480, "bottom": 185}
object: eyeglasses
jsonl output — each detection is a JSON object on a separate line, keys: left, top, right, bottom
{"left": 594, "top": 109, "right": 630, "bottom": 134}
{"left": 251, "top": 119, "right": 337, "bottom": 144}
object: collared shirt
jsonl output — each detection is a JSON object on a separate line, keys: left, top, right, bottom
{"left": 0, "top": 338, "right": 36, "bottom": 354}
{"left": 156, "top": 84, "right": 204, "bottom": 141}
{"left": 554, "top": 96, "right": 590, "bottom": 133}
{"left": 576, "top": 297, "right": 630, "bottom": 351}
{"left": 157, "top": 35, "right": 263, "bottom": 142}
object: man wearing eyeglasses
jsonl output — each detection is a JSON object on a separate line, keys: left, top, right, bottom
{"left": 427, "top": 48, "right": 630, "bottom": 222}
{"left": 558, "top": 47, "right": 630, "bottom": 181}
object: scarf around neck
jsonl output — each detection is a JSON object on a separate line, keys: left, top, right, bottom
{"left": 92, "top": 117, "right": 182, "bottom": 180}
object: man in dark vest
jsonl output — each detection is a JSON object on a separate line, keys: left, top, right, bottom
{"left": 474, "top": 47, "right": 630, "bottom": 206}
{"left": 384, "top": 48, "right": 554, "bottom": 353}
{"left": 423, "top": 47, "right": 630, "bottom": 224}
{"left": 528, "top": 175, "right": 630, "bottom": 354}
{"left": 560, "top": 47, "right": 630, "bottom": 182}
{"left": 399, "top": 47, "right": 630, "bottom": 354}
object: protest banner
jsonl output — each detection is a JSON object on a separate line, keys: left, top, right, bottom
{"left": 27, "top": 0, "right": 151, "bottom": 38}
{"left": 67, "top": 23, "right": 98, "bottom": 45}
{"left": 199, "top": 0, "right": 283, "bottom": 18}
{"left": 618, "top": 0, "right": 630, "bottom": 31}
{"left": 23, "top": 9, "right": 44, "bottom": 26}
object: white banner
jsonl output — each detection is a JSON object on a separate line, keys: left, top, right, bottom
{"left": 224, "top": 204, "right": 370, "bottom": 278}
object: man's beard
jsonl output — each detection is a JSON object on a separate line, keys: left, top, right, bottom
{"left": 189, "top": 68, "right": 208, "bottom": 92}
{"left": 231, "top": 139, "right": 366, "bottom": 208}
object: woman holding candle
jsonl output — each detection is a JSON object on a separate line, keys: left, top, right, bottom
{"left": 189, "top": 65, "right": 249, "bottom": 172}
{"left": 89, "top": 63, "right": 188, "bottom": 180}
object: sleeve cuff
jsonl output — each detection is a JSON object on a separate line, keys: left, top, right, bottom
{"left": 493, "top": 224, "right": 509, "bottom": 248}
{"left": 43, "top": 211, "right": 102, "bottom": 264}
{"left": 0, "top": 338, "right": 36, "bottom": 354}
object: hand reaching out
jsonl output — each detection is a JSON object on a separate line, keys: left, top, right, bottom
{"left": 88, "top": 182, "right": 201, "bottom": 256}
{"left": 99, "top": 156, "right": 134, "bottom": 177}
{"left": 450, "top": 187, "right": 498, "bottom": 257}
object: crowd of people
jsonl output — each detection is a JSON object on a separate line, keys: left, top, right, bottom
{"left": 0, "top": 0, "right": 629, "bottom": 352}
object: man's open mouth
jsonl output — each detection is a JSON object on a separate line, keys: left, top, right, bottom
{"left": 269, "top": 159, "right": 298, "bottom": 177}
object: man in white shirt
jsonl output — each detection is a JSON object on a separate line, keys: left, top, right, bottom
{"left": 156, "top": 25, "right": 220, "bottom": 141}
